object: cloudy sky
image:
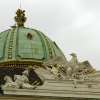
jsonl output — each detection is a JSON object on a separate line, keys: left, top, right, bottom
{"left": 0, "top": 0, "right": 100, "bottom": 69}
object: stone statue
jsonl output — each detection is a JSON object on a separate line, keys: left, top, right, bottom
{"left": 43, "top": 53, "right": 93, "bottom": 81}
{"left": 65, "top": 53, "right": 79, "bottom": 79}
{"left": 67, "top": 53, "right": 91, "bottom": 80}
{"left": 2, "top": 68, "right": 38, "bottom": 89}
{"left": 14, "top": 68, "right": 36, "bottom": 89}
{"left": 2, "top": 76, "right": 19, "bottom": 89}
{"left": 69, "top": 53, "right": 79, "bottom": 71}
{"left": 69, "top": 53, "right": 78, "bottom": 64}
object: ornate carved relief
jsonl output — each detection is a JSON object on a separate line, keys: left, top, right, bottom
{"left": 2, "top": 67, "right": 42, "bottom": 89}
{"left": 43, "top": 53, "right": 95, "bottom": 81}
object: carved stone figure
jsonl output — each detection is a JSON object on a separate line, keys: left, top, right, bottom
{"left": 69, "top": 53, "right": 79, "bottom": 72}
{"left": 67, "top": 53, "right": 93, "bottom": 80}
{"left": 39, "top": 53, "right": 94, "bottom": 81}
{"left": 2, "top": 68, "right": 38, "bottom": 89}
{"left": 2, "top": 76, "right": 19, "bottom": 89}
{"left": 64, "top": 53, "right": 79, "bottom": 79}
{"left": 14, "top": 68, "right": 36, "bottom": 89}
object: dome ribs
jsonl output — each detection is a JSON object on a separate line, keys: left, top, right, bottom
{"left": 0, "top": 27, "right": 67, "bottom": 69}
{"left": 7, "top": 28, "right": 16, "bottom": 59}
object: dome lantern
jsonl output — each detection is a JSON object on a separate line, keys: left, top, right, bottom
{"left": 14, "top": 9, "right": 27, "bottom": 27}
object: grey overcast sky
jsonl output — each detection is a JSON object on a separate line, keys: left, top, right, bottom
{"left": 0, "top": 0, "right": 100, "bottom": 69}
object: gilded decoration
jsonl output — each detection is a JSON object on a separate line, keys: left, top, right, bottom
{"left": 14, "top": 9, "right": 27, "bottom": 27}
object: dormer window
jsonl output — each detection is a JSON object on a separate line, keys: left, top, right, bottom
{"left": 27, "top": 33, "right": 33, "bottom": 40}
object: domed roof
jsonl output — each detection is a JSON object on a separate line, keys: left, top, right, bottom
{"left": 0, "top": 9, "right": 68, "bottom": 85}
{"left": 0, "top": 26, "right": 67, "bottom": 67}
{"left": 0, "top": 9, "right": 95, "bottom": 86}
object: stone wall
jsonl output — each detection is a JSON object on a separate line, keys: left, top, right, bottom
{"left": 0, "top": 96, "right": 99, "bottom": 100}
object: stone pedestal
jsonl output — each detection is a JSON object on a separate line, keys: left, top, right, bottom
{"left": 1, "top": 79, "right": 100, "bottom": 100}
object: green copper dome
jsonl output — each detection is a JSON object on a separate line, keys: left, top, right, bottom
{"left": 0, "top": 27, "right": 67, "bottom": 66}
{"left": 0, "top": 9, "right": 67, "bottom": 67}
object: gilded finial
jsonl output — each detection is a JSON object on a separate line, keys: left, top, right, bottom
{"left": 14, "top": 9, "right": 27, "bottom": 27}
